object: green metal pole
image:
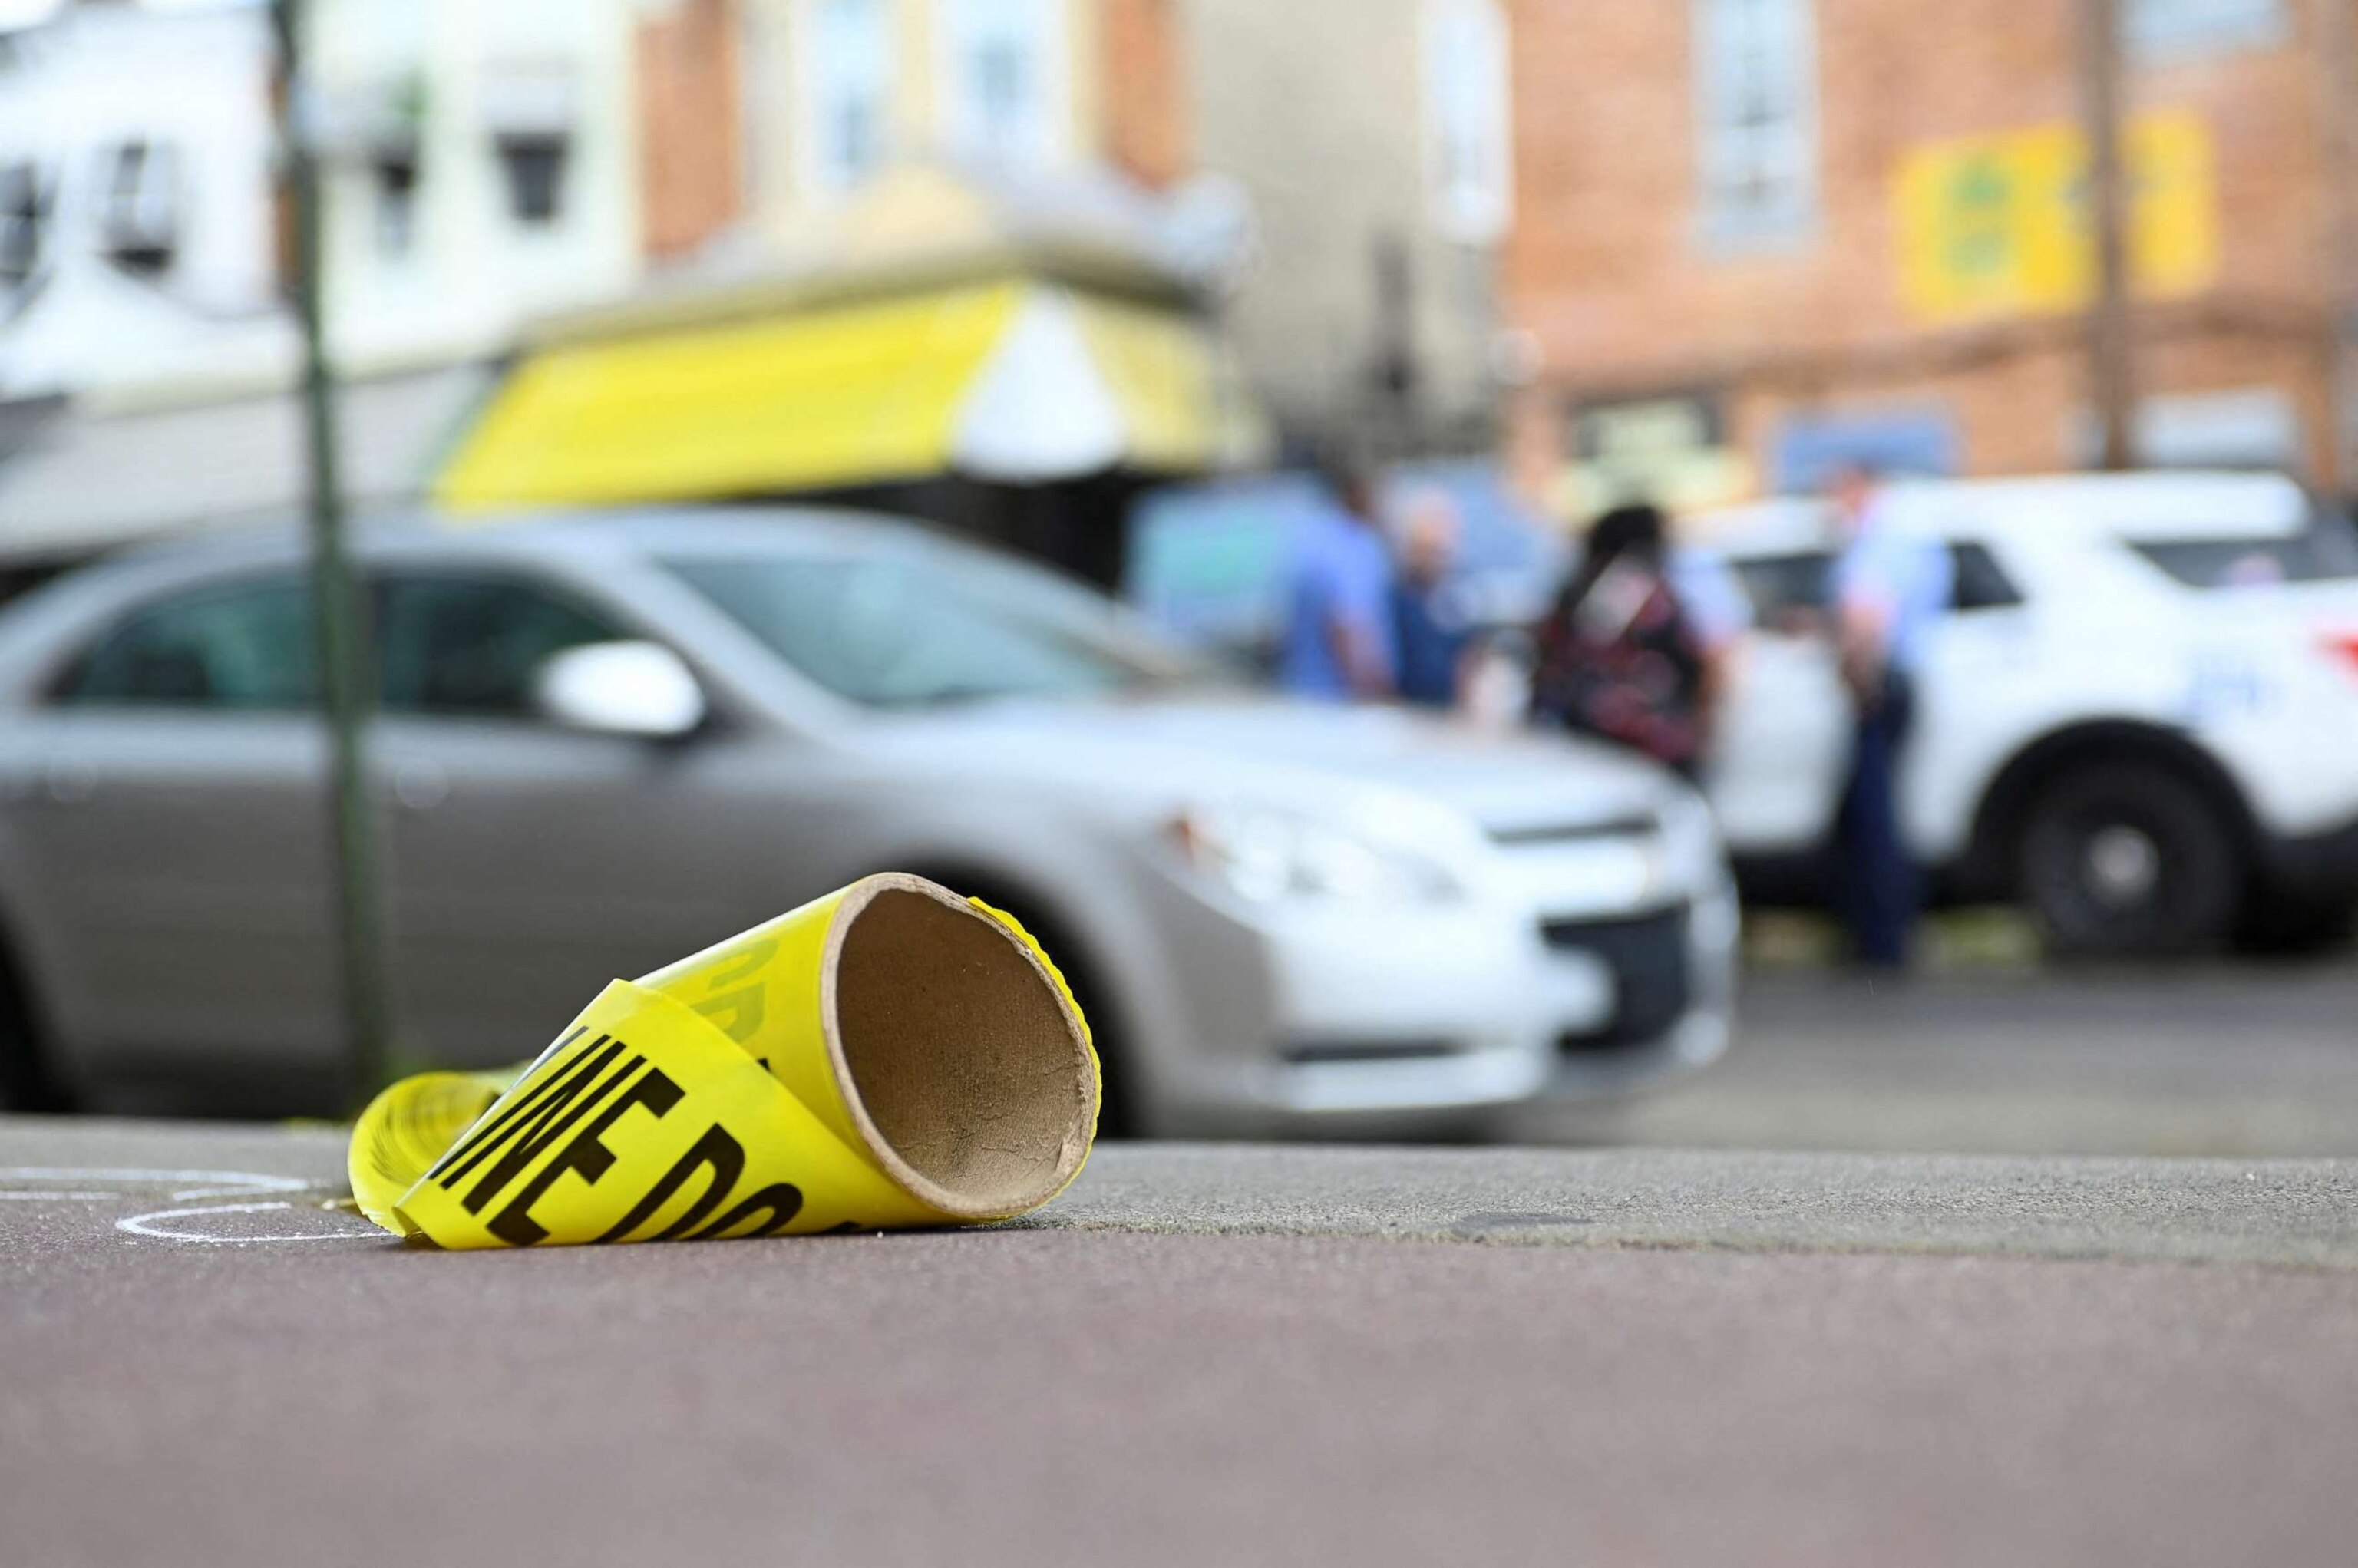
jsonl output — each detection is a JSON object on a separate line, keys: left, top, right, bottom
{"left": 274, "top": 0, "right": 392, "bottom": 1111}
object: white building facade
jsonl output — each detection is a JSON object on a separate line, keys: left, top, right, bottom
{"left": 0, "top": 0, "right": 649, "bottom": 401}
{"left": 0, "top": 0, "right": 656, "bottom": 568}
{"left": 0, "top": 2, "right": 286, "bottom": 401}
{"left": 311, "top": 0, "right": 645, "bottom": 370}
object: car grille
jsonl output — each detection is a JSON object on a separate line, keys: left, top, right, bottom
{"left": 1280, "top": 1040, "right": 1462, "bottom": 1067}
{"left": 1488, "top": 813, "right": 1659, "bottom": 848}
{"left": 1542, "top": 905, "right": 1691, "bottom": 1053}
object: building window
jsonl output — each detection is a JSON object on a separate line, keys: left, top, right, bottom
{"left": 1694, "top": 0, "right": 1815, "bottom": 246}
{"left": 496, "top": 134, "right": 568, "bottom": 225}
{"left": 0, "top": 160, "right": 51, "bottom": 289}
{"left": 2128, "top": 0, "right": 2285, "bottom": 59}
{"left": 936, "top": 0, "right": 1068, "bottom": 169}
{"left": 365, "top": 76, "right": 427, "bottom": 259}
{"left": 371, "top": 147, "right": 419, "bottom": 256}
{"left": 1422, "top": 0, "right": 1513, "bottom": 245}
{"left": 796, "top": 0, "right": 895, "bottom": 195}
{"left": 97, "top": 139, "right": 180, "bottom": 275}
{"left": 482, "top": 66, "right": 575, "bottom": 229}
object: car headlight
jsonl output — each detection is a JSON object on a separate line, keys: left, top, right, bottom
{"left": 1167, "top": 802, "right": 1464, "bottom": 904}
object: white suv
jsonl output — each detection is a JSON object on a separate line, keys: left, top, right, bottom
{"left": 1696, "top": 473, "right": 2358, "bottom": 956}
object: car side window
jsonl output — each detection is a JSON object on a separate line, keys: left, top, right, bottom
{"left": 1730, "top": 552, "right": 1832, "bottom": 621}
{"left": 1948, "top": 542, "right": 2025, "bottom": 613}
{"left": 58, "top": 575, "right": 317, "bottom": 710}
{"left": 375, "top": 575, "right": 625, "bottom": 718}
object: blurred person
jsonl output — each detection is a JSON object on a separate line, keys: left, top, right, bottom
{"left": 2221, "top": 550, "right": 2288, "bottom": 590}
{"left": 1666, "top": 532, "right": 1755, "bottom": 665}
{"left": 1390, "top": 488, "right": 1474, "bottom": 708}
{"left": 1277, "top": 466, "right": 1399, "bottom": 701}
{"left": 1824, "top": 461, "right": 1955, "bottom": 971}
{"left": 1527, "top": 502, "right": 1717, "bottom": 779}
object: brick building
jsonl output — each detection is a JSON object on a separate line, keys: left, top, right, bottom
{"left": 1500, "top": 0, "right": 2358, "bottom": 511}
{"left": 634, "top": 0, "right": 1197, "bottom": 261}
{"left": 636, "top": 0, "right": 1515, "bottom": 462}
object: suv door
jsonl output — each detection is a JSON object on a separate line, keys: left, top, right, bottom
{"left": 1710, "top": 550, "right": 1851, "bottom": 854}
{"left": 18, "top": 573, "right": 341, "bottom": 1073}
{"left": 372, "top": 572, "right": 765, "bottom": 1067}
{"left": 1909, "top": 540, "right": 2038, "bottom": 858}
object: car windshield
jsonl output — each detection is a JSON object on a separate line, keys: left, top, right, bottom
{"left": 662, "top": 549, "right": 1209, "bottom": 708}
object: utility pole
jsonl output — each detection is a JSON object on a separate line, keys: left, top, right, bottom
{"left": 2315, "top": 0, "right": 2358, "bottom": 491}
{"left": 2080, "top": 0, "right": 2137, "bottom": 470}
{"left": 272, "top": 0, "right": 392, "bottom": 1110}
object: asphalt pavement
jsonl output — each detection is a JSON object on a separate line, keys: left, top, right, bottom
{"left": 6, "top": 1115, "right": 2358, "bottom": 1567}
{"left": 1529, "top": 962, "right": 2358, "bottom": 1156}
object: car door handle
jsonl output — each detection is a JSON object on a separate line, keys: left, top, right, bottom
{"left": 390, "top": 759, "right": 450, "bottom": 812}
{"left": 39, "top": 761, "right": 97, "bottom": 805}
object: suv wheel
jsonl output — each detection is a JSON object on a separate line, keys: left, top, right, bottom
{"left": 2019, "top": 761, "right": 2240, "bottom": 959}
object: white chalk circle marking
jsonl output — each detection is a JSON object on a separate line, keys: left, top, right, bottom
{"left": 0, "top": 1167, "right": 378, "bottom": 1246}
{"left": 114, "top": 1200, "right": 385, "bottom": 1246}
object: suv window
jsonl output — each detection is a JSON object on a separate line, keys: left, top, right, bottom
{"left": 1731, "top": 543, "right": 2019, "bottom": 619}
{"left": 1730, "top": 551, "right": 1831, "bottom": 619}
{"left": 2127, "top": 519, "right": 2358, "bottom": 589}
{"left": 59, "top": 576, "right": 316, "bottom": 709}
{"left": 375, "top": 576, "right": 624, "bottom": 717}
{"left": 1948, "top": 542, "right": 2025, "bottom": 612}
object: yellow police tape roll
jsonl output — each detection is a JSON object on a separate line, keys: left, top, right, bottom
{"left": 348, "top": 873, "right": 1099, "bottom": 1249}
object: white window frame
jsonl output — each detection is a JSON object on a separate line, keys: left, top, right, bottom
{"left": 1421, "top": 0, "right": 1514, "bottom": 246}
{"left": 2127, "top": 0, "right": 2286, "bottom": 61}
{"left": 933, "top": 0, "right": 1071, "bottom": 171}
{"left": 1693, "top": 0, "right": 1817, "bottom": 248}
{"left": 792, "top": 0, "right": 896, "bottom": 200}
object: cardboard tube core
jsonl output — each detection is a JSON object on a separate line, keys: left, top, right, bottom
{"left": 825, "top": 876, "right": 1095, "bottom": 1220}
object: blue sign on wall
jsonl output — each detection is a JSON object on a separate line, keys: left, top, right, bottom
{"left": 1772, "top": 408, "right": 1960, "bottom": 494}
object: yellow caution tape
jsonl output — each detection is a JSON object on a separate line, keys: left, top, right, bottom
{"left": 349, "top": 875, "right": 1098, "bottom": 1249}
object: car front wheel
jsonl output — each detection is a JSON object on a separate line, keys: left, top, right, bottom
{"left": 2018, "top": 761, "right": 2241, "bottom": 959}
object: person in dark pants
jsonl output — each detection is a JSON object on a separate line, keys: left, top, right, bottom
{"left": 1826, "top": 464, "right": 1953, "bottom": 969}
{"left": 1835, "top": 662, "right": 1919, "bottom": 967}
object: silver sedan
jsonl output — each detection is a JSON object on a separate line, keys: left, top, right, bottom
{"left": 0, "top": 510, "right": 1736, "bottom": 1133}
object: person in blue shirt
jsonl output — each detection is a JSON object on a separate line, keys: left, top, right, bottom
{"left": 1390, "top": 490, "right": 1472, "bottom": 708}
{"left": 1826, "top": 462, "right": 1954, "bottom": 969}
{"left": 1278, "top": 468, "right": 1399, "bottom": 701}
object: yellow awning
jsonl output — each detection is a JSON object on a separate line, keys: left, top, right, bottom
{"left": 1072, "top": 292, "right": 1237, "bottom": 475}
{"left": 434, "top": 281, "right": 1262, "bottom": 511}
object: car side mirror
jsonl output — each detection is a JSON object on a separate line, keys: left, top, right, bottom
{"left": 532, "top": 641, "right": 708, "bottom": 740}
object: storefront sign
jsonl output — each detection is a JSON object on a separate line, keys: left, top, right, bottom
{"left": 1560, "top": 395, "right": 1753, "bottom": 515}
{"left": 1896, "top": 111, "right": 2219, "bottom": 324}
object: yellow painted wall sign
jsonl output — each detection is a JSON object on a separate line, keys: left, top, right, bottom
{"left": 1896, "top": 111, "right": 2219, "bottom": 323}
{"left": 349, "top": 875, "right": 1099, "bottom": 1249}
